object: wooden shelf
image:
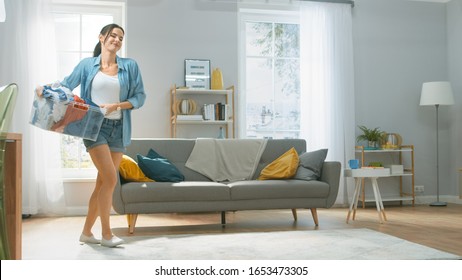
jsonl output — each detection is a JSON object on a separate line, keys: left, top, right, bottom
{"left": 173, "top": 120, "right": 233, "bottom": 125}
{"left": 363, "top": 195, "right": 414, "bottom": 203}
{"left": 175, "top": 88, "right": 230, "bottom": 95}
{"left": 170, "top": 85, "right": 235, "bottom": 138}
{"left": 355, "top": 145, "right": 415, "bottom": 207}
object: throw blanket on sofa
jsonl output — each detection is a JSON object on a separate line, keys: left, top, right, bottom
{"left": 185, "top": 138, "right": 268, "bottom": 182}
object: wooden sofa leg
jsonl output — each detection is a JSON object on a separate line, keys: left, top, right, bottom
{"left": 221, "top": 211, "right": 226, "bottom": 227}
{"left": 310, "top": 208, "right": 319, "bottom": 226}
{"left": 291, "top": 209, "right": 298, "bottom": 221}
{"left": 126, "top": 214, "right": 138, "bottom": 234}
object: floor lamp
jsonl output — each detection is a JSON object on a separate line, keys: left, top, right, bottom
{"left": 420, "top": 81, "right": 455, "bottom": 207}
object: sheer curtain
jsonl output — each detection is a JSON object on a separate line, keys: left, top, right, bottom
{"left": 0, "top": 0, "right": 66, "bottom": 214}
{"left": 299, "top": 2, "right": 355, "bottom": 205}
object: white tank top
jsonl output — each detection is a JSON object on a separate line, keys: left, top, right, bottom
{"left": 91, "top": 71, "right": 122, "bottom": 119}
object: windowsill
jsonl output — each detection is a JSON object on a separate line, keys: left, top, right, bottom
{"left": 63, "top": 178, "right": 96, "bottom": 183}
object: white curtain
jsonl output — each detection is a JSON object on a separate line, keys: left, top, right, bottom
{"left": 0, "top": 0, "right": 66, "bottom": 214}
{"left": 0, "top": 0, "right": 5, "bottom": 22}
{"left": 299, "top": 2, "right": 355, "bottom": 205}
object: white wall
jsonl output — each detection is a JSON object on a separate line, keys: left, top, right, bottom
{"left": 126, "top": 0, "right": 238, "bottom": 138}
{"left": 447, "top": 0, "right": 462, "bottom": 198}
{"left": 350, "top": 0, "right": 455, "bottom": 199}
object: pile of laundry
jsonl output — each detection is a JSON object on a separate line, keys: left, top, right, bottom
{"left": 30, "top": 83, "right": 104, "bottom": 141}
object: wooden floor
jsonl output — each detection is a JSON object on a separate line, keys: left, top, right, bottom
{"left": 320, "top": 204, "right": 462, "bottom": 257}
{"left": 22, "top": 203, "right": 462, "bottom": 258}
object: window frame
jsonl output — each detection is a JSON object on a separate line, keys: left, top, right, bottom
{"left": 238, "top": 8, "right": 300, "bottom": 139}
{"left": 51, "top": 0, "right": 126, "bottom": 179}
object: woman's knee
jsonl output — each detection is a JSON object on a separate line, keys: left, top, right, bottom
{"left": 101, "top": 176, "right": 117, "bottom": 189}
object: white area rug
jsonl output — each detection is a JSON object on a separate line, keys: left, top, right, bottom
{"left": 28, "top": 228, "right": 460, "bottom": 260}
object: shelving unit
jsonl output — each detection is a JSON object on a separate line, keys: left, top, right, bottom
{"left": 355, "top": 145, "right": 415, "bottom": 207}
{"left": 170, "top": 84, "right": 235, "bottom": 138}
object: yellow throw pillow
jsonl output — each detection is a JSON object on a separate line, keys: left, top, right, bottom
{"left": 119, "top": 155, "right": 154, "bottom": 182}
{"left": 258, "top": 147, "right": 300, "bottom": 180}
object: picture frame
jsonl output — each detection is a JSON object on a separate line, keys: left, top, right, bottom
{"left": 184, "top": 59, "right": 211, "bottom": 89}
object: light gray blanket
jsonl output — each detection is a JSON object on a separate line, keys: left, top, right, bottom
{"left": 185, "top": 138, "right": 268, "bottom": 182}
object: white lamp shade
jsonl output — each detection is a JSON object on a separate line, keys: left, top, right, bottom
{"left": 420, "top": 81, "right": 455, "bottom": 106}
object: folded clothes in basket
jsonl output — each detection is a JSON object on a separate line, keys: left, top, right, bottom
{"left": 30, "top": 86, "right": 104, "bottom": 141}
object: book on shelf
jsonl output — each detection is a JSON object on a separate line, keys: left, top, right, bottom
{"left": 176, "top": 114, "right": 203, "bottom": 121}
{"left": 202, "top": 103, "right": 230, "bottom": 121}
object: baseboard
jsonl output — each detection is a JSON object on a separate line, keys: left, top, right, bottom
{"left": 333, "top": 195, "right": 462, "bottom": 208}
{"left": 23, "top": 196, "right": 462, "bottom": 217}
{"left": 414, "top": 195, "right": 462, "bottom": 205}
{"left": 21, "top": 206, "right": 118, "bottom": 217}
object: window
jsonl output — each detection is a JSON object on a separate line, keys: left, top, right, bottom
{"left": 239, "top": 10, "right": 300, "bottom": 139}
{"left": 52, "top": 1, "right": 125, "bottom": 178}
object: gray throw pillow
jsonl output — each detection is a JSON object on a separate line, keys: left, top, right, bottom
{"left": 294, "top": 149, "right": 328, "bottom": 181}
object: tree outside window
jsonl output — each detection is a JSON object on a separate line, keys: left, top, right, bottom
{"left": 244, "top": 20, "right": 300, "bottom": 139}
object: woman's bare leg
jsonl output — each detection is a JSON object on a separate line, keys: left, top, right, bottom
{"left": 81, "top": 173, "right": 103, "bottom": 237}
{"left": 84, "top": 144, "right": 123, "bottom": 240}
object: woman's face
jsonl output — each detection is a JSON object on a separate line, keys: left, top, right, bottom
{"left": 100, "top": 27, "right": 124, "bottom": 53}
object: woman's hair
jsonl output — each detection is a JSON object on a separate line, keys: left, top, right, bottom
{"left": 93, "top": 23, "right": 125, "bottom": 57}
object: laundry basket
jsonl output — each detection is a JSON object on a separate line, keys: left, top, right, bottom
{"left": 29, "top": 94, "right": 104, "bottom": 141}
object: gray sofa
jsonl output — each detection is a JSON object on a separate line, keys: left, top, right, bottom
{"left": 113, "top": 138, "right": 341, "bottom": 233}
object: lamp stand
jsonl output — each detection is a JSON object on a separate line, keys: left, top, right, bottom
{"left": 430, "top": 104, "right": 447, "bottom": 207}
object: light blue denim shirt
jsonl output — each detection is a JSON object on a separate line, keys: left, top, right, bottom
{"left": 61, "top": 55, "right": 146, "bottom": 147}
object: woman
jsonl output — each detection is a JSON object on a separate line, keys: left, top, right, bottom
{"left": 60, "top": 23, "right": 146, "bottom": 247}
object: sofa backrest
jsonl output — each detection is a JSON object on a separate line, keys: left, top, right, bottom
{"left": 127, "top": 138, "right": 307, "bottom": 181}
{"left": 126, "top": 138, "right": 209, "bottom": 181}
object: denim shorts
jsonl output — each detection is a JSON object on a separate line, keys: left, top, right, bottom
{"left": 83, "top": 118, "right": 125, "bottom": 153}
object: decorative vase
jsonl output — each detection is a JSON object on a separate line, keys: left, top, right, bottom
{"left": 217, "top": 127, "right": 225, "bottom": 139}
{"left": 211, "top": 68, "right": 224, "bottom": 90}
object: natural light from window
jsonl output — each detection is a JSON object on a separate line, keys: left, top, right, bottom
{"left": 52, "top": 2, "right": 124, "bottom": 177}
{"left": 242, "top": 13, "right": 300, "bottom": 139}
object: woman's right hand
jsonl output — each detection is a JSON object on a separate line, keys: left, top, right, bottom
{"left": 35, "top": 86, "right": 44, "bottom": 97}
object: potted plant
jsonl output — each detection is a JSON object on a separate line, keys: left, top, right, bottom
{"left": 356, "top": 125, "right": 385, "bottom": 148}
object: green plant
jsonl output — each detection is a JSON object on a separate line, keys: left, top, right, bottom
{"left": 356, "top": 125, "right": 385, "bottom": 143}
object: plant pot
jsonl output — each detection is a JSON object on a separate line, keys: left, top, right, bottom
{"left": 368, "top": 141, "right": 378, "bottom": 148}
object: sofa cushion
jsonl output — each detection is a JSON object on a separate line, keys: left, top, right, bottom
{"left": 121, "top": 181, "right": 231, "bottom": 203}
{"left": 137, "top": 152, "right": 185, "bottom": 182}
{"left": 228, "top": 179, "right": 330, "bottom": 200}
{"left": 258, "top": 147, "right": 299, "bottom": 180}
{"left": 294, "top": 149, "right": 328, "bottom": 181}
{"left": 119, "top": 155, "right": 154, "bottom": 182}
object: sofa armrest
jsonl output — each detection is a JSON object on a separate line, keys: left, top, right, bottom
{"left": 320, "top": 161, "right": 341, "bottom": 208}
{"left": 112, "top": 175, "right": 126, "bottom": 214}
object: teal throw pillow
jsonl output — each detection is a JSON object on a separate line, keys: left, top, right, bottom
{"left": 294, "top": 149, "right": 328, "bottom": 181}
{"left": 136, "top": 149, "right": 185, "bottom": 182}
{"left": 146, "top": 148, "right": 163, "bottom": 159}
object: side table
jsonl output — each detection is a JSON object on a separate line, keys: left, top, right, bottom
{"left": 345, "top": 168, "right": 390, "bottom": 224}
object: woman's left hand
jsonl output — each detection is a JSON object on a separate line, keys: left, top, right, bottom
{"left": 100, "top": 103, "right": 119, "bottom": 115}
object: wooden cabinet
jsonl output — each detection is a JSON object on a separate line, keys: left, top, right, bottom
{"left": 3, "top": 133, "right": 22, "bottom": 259}
{"left": 355, "top": 145, "right": 415, "bottom": 207}
{"left": 170, "top": 85, "right": 235, "bottom": 138}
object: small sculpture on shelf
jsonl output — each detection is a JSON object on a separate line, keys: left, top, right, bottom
{"left": 381, "top": 133, "right": 402, "bottom": 150}
{"left": 217, "top": 127, "right": 225, "bottom": 139}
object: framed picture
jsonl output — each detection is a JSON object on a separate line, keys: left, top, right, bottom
{"left": 185, "top": 59, "right": 211, "bottom": 89}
